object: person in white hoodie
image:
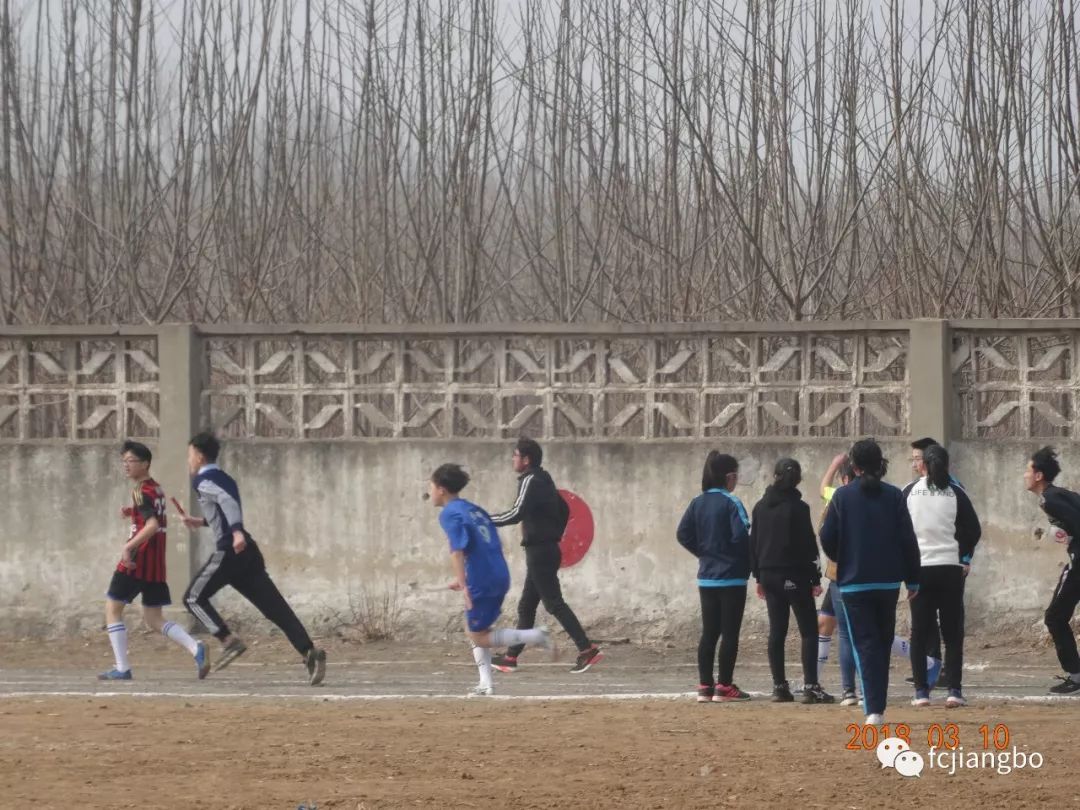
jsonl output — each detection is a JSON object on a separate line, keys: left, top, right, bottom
{"left": 902, "top": 444, "right": 982, "bottom": 708}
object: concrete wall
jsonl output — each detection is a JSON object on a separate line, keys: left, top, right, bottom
{"left": 1, "top": 440, "right": 1068, "bottom": 641}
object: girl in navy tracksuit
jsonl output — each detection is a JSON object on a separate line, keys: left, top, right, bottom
{"left": 677, "top": 451, "right": 752, "bottom": 702}
{"left": 820, "top": 439, "right": 920, "bottom": 724}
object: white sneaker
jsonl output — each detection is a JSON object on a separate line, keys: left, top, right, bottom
{"left": 945, "top": 690, "right": 967, "bottom": 708}
{"left": 865, "top": 713, "right": 885, "bottom": 725}
{"left": 468, "top": 684, "right": 494, "bottom": 697}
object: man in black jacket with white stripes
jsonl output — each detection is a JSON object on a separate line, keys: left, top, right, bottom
{"left": 489, "top": 438, "right": 603, "bottom": 674}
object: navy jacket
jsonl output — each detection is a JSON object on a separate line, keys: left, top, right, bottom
{"left": 192, "top": 464, "right": 249, "bottom": 552}
{"left": 819, "top": 479, "right": 920, "bottom": 594}
{"left": 677, "top": 488, "right": 751, "bottom": 586}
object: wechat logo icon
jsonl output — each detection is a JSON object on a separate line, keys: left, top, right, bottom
{"left": 876, "top": 737, "right": 925, "bottom": 778}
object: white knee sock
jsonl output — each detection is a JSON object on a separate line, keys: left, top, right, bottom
{"left": 490, "top": 628, "right": 547, "bottom": 648}
{"left": 891, "top": 637, "right": 910, "bottom": 658}
{"left": 162, "top": 621, "right": 200, "bottom": 656}
{"left": 818, "top": 635, "right": 832, "bottom": 665}
{"left": 107, "top": 623, "right": 129, "bottom": 672}
{"left": 472, "top": 645, "right": 493, "bottom": 689}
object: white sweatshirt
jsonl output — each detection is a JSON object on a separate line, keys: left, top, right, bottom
{"left": 902, "top": 477, "right": 982, "bottom": 567}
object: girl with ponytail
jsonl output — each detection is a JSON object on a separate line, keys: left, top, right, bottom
{"left": 750, "top": 459, "right": 833, "bottom": 703}
{"left": 820, "top": 439, "right": 920, "bottom": 725}
{"left": 902, "top": 444, "right": 981, "bottom": 708}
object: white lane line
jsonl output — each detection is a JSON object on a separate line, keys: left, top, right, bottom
{"left": 0, "top": 690, "right": 698, "bottom": 701}
{"left": 0, "top": 689, "right": 1073, "bottom": 703}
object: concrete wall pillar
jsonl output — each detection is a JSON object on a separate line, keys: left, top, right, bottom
{"left": 156, "top": 324, "right": 203, "bottom": 610}
{"left": 908, "top": 319, "right": 952, "bottom": 443}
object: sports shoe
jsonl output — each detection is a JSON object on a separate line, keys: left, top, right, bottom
{"left": 1049, "top": 675, "right": 1080, "bottom": 695}
{"left": 491, "top": 653, "right": 518, "bottom": 673}
{"left": 713, "top": 683, "right": 751, "bottom": 702}
{"left": 904, "top": 675, "right": 915, "bottom": 684}
{"left": 212, "top": 638, "right": 248, "bottom": 673}
{"left": 801, "top": 683, "right": 835, "bottom": 704}
{"left": 927, "top": 658, "right": 943, "bottom": 689}
{"left": 305, "top": 647, "right": 327, "bottom": 686}
{"left": 570, "top": 646, "right": 604, "bottom": 674}
{"left": 697, "top": 684, "right": 715, "bottom": 703}
{"left": 865, "top": 713, "right": 885, "bottom": 725}
{"left": 945, "top": 689, "right": 967, "bottom": 708}
{"left": 840, "top": 689, "right": 860, "bottom": 706}
{"left": 194, "top": 641, "right": 210, "bottom": 680}
{"left": 911, "top": 689, "right": 931, "bottom": 707}
{"left": 468, "top": 684, "right": 494, "bottom": 697}
{"left": 97, "top": 668, "right": 132, "bottom": 681}
{"left": 771, "top": 681, "right": 794, "bottom": 702}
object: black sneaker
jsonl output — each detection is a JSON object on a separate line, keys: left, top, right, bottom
{"left": 212, "top": 638, "right": 247, "bottom": 673}
{"left": 697, "top": 684, "right": 715, "bottom": 703}
{"left": 904, "top": 675, "right": 915, "bottom": 685}
{"left": 1049, "top": 676, "right": 1080, "bottom": 695}
{"left": 570, "top": 646, "right": 604, "bottom": 673}
{"left": 492, "top": 653, "right": 518, "bottom": 673}
{"left": 801, "top": 683, "right": 836, "bottom": 704}
{"left": 306, "top": 647, "right": 327, "bottom": 686}
{"left": 771, "top": 681, "right": 794, "bottom": 702}
{"left": 712, "top": 683, "right": 751, "bottom": 702}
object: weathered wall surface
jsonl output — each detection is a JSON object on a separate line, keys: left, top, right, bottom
{"left": 3, "top": 320, "right": 1076, "bottom": 642}
{"left": 1, "top": 445, "right": 155, "bottom": 636}
{"left": 2, "top": 440, "right": 1067, "bottom": 641}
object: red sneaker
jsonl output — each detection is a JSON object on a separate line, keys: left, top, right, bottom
{"left": 570, "top": 646, "right": 604, "bottom": 673}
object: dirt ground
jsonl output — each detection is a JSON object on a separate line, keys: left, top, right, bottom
{"left": 1, "top": 636, "right": 1078, "bottom": 809}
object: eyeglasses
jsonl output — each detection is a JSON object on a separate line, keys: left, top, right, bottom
{"left": 121, "top": 457, "right": 147, "bottom": 466}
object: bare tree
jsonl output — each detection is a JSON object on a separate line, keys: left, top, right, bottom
{"left": 0, "top": 0, "right": 1076, "bottom": 326}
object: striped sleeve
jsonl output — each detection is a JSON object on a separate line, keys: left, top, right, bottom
{"left": 490, "top": 474, "right": 534, "bottom": 526}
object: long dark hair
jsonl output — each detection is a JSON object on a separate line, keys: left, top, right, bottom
{"left": 773, "top": 457, "right": 802, "bottom": 491}
{"left": 701, "top": 451, "right": 739, "bottom": 491}
{"left": 850, "top": 438, "right": 888, "bottom": 491}
{"left": 923, "top": 444, "right": 950, "bottom": 490}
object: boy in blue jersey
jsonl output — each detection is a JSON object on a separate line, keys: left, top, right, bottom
{"left": 429, "top": 463, "right": 551, "bottom": 696}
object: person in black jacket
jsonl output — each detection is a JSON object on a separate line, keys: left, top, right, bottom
{"left": 488, "top": 438, "right": 603, "bottom": 675}
{"left": 820, "top": 439, "right": 920, "bottom": 726}
{"left": 1025, "top": 446, "right": 1080, "bottom": 695}
{"left": 677, "top": 451, "right": 752, "bottom": 702}
{"left": 751, "top": 458, "right": 834, "bottom": 704}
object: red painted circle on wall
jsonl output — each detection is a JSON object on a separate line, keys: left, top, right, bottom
{"left": 558, "top": 489, "right": 594, "bottom": 569}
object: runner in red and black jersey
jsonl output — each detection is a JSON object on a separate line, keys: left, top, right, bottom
{"left": 120, "top": 474, "right": 168, "bottom": 583}
{"left": 99, "top": 441, "right": 210, "bottom": 681}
